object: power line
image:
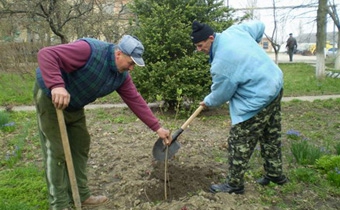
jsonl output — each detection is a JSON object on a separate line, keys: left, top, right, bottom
{"left": 233, "top": 4, "right": 337, "bottom": 11}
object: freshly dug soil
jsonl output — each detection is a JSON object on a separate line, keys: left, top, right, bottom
{"left": 83, "top": 107, "right": 268, "bottom": 210}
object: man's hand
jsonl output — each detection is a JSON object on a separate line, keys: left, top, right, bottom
{"left": 199, "top": 101, "right": 207, "bottom": 108}
{"left": 51, "top": 87, "right": 70, "bottom": 110}
{"left": 156, "top": 127, "right": 171, "bottom": 145}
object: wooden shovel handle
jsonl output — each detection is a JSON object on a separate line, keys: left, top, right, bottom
{"left": 180, "top": 105, "right": 204, "bottom": 130}
{"left": 56, "top": 109, "right": 82, "bottom": 210}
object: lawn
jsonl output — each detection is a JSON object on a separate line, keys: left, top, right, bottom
{"left": 1, "top": 63, "right": 340, "bottom": 107}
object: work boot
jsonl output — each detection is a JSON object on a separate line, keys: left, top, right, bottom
{"left": 210, "top": 183, "right": 244, "bottom": 194}
{"left": 256, "top": 175, "right": 288, "bottom": 186}
{"left": 82, "top": 195, "right": 108, "bottom": 207}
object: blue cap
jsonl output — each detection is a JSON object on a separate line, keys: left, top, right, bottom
{"left": 117, "top": 35, "right": 145, "bottom": 67}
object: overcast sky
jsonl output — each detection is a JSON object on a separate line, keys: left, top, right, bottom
{"left": 226, "top": 0, "right": 340, "bottom": 43}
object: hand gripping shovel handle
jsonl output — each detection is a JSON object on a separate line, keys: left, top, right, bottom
{"left": 171, "top": 105, "right": 204, "bottom": 143}
{"left": 56, "top": 109, "right": 82, "bottom": 210}
{"left": 152, "top": 105, "right": 204, "bottom": 161}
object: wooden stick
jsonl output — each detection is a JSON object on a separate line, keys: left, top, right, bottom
{"left": 164, "top": 145, "right": 168, "bottom": 200}
{"left": 56, "top": 109, "right": 82, "bottom": 210}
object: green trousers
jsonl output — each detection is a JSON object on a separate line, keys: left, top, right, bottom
{"left": 288, "top": 48, "right": 294, "bottom": 61}
{"left": 227, "top": 89, "right": 284, "bottom": 187}
{"left": 33, "top": 82, "right": 91, "bottom": 210}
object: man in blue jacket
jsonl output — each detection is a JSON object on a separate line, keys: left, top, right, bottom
{"left": 190, "top": 20, "right": 288, "bottom": 194}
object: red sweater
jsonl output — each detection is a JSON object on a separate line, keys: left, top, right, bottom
{"left": 37, "top": 40, "right": 161, "bottom": 131}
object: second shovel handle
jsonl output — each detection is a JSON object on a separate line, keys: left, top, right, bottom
{"left": 180, "top": 105, "right": 204, "bottom": 130}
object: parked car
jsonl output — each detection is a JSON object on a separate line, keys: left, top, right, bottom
{"left": 326, "top": 48, "right": 338, "bottom": 57}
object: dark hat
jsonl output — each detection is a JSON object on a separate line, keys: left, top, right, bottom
{"left": 190, "top": 21, "right": 214, "bottom": 44}
{"left": 289, "top": 33, "right": 293, "bottom": 36}
{"left": 117, "top": 35, "right": 145, "bottom": 67}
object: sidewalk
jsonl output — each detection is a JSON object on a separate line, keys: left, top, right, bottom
{"left": 1, "top": 95, "right": 340, "bottom": 112}
{"left": 281, "top": 95, "right": 340, "bottom": 102}
{"left": 267, "top": 52, "right": 316, "bottom": 63}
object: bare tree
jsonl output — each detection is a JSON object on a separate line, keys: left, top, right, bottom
{"left": 0, "top": 0, "right": 136, "bottom": 44}
{"left": 264, "top": 0, "right": 281, "bottom": 64}
{"left": 316, "top": 0, "right": 327, "bottom": 79}
{"left": 0, "top": 0, "right": 95, "bottom": 44}
{"left": 89, "top": 0, "right": 133, "bottom": 42}
{"left": 36, "top": 0, "right": 94, "bottom": 43}
{"left": 246, "top": 0, "right": 258, "bottom": 18}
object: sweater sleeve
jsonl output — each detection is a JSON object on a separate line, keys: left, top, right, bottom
{"left": 116, "top": 74, "right": 161, "bottom": 131}
{"left": 37, "top": 40, "right": 91, "bottom": 90}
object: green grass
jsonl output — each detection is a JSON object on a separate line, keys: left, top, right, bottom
{"left": 0, "top": 166, "right": 48, "bottom": 210}
{"left": 0, "top": 111, "right": 46, "bottom": 209}
{"left": 281, "top": 63, "right": 340, "bottom": 96}
{"left": 0, "top": 72, "right": 35, "bottom": 106}
{"left": 1, "top": 63, "right": 340, "bottom": 106}
{"left": 0, "top": 72, "right": 122, "bottom": 106}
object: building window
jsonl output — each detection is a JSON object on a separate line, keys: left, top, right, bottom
{"left": 263, "top": 41, "right": 269, "bottom": 49}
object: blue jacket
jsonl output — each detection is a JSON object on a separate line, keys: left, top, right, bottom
{"left": 204, "top": 20, "right": 283, "bottom": 125}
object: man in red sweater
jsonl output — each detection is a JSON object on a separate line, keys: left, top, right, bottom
{"left": 34, "top": 35, "right": 171, "bottom": 210}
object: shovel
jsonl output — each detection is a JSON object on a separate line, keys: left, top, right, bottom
{"left": 152, "top": 105, "right": 204, "bottom": 161}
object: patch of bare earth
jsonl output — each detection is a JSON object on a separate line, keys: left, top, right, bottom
{"left": 73, "top": 105, "right": 339, "bottom": 210}
{"left": 82, "top": 107, "right": 263, "bottom": 210}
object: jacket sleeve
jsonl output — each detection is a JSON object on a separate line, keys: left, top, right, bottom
{"left": 204, "top": 61, "right": 237, "bottom": 107}
{"left": 116, "top": 74, "right": 161, "bottom": 131}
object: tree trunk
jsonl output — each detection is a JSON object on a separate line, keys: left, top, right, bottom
{"left": 335, "top": 33, "right": 340, "bottom": 69}
{"left": 316, "top": 0, "right": 327, "bottom": 79}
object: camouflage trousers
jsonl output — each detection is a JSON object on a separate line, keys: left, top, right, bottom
{"left": 227, "top": 89, "right": 283, "bottom": 187}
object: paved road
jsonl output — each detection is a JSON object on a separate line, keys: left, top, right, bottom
{"left": 1, "top": 95, "right": 340, "bottom": 112}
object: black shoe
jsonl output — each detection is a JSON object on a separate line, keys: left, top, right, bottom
{"left": 256, "top": 175, "right": 288, "bottom": 186}
{"left": 210, "top": 183, "right": 244, "bottom": 194}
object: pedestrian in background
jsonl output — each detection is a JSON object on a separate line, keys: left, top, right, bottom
{"left": 34, "top": 35, "right": 171, "bottom": 209}
{"left": 286, "top": 33, "right": 297, "bottom": 62}
{"left": 190, "top": 20, "right": 288, "bottom": 194}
